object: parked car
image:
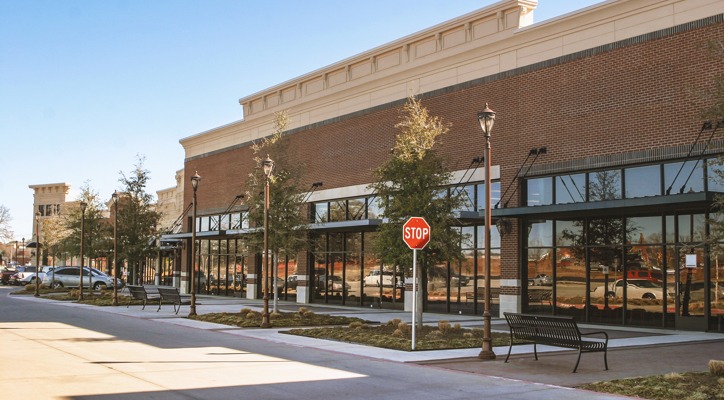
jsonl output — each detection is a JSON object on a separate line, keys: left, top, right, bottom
{"left": 10, "top": 266, "right": 48, "bottom": 285}
{"left": 316, "top": 275, "right": 351, "bottom": 292}
{"left": 450, "top": 274, "right": 471, "bottom": 287}
{"left": 363, "top": 270, "right": 404, "bottom": 288}
{"left": 41, "top": 266, "right": 120, "bottom": 290}
{"left": 528, "top": 274, "right": 553, "bottom": 286}
{"left": 592, "top": 279, "right": 674, "bottom": 300}
{"left": 1, "top": 266, "right": 18, "bottom": 285}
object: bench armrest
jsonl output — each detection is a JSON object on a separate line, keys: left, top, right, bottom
{"left": 581, "top": 330, "right": 608, "bottom": 343}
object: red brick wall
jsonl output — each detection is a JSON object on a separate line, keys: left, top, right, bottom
{"left": 185, "top": 20, "right": 723, "bottom": 283}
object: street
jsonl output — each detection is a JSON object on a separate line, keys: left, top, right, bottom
{"left": 0, "top": 287, "right": 627, "bottom": 400}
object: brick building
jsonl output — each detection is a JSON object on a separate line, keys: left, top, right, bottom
{"left": 165, "top": 0, "right": 724, "bottom": 331}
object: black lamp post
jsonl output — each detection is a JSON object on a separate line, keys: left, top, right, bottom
{"left": 260, "top": 155, "right": 274, "bottom": 328}
{"left": 112, "top": 191, "right": 119, "bottom": 306}
{"left": 478, "top": 103, "right": 496, "bottom": 360}
{"left": 189, "top": 172, "right": 201, "bottom": 317}
{"left": 21, "top": 237, "right": 25, "bottom": 266}
{"left": 34, "top": 212, "right": 41, "bottom": 297}
{"left": 79, "top": 201, "right": 87, "bottom": 301}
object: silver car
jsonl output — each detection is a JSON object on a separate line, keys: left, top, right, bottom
{"left": 41, "top": 266, "right": 118, "bottom": 290}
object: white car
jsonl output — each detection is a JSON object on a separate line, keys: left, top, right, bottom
{"left": 364, "top": 270, "right": 404, "bottom": 287}
{"left": 592, "top": 279, "right": 674, "bottom": 300}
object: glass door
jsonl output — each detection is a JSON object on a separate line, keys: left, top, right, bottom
{"left": 674, "top": 246, "right": 708, "bottom": 331}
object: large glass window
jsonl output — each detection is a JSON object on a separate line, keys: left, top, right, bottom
{"left": 527, "top": 178, "right": 552, "bottom": 206}
{"left": 664, "top": 160, "right": 704, "bottom": 194}
{"left": 477, "top": 181, "right": 501, "bottom": 210}
{"left": 625, "top": 165, "right": 661, "bottom": 198}
{"left": 555, "top": 173, "right": 586, "bottom": 204}
{"left": 589, "top": 169, "right": 622, "bottom": 201}
{"left": 707, "top": 158, "right": 723, "bottom": 192}
{"left": 314, "top": 202, "right": 328, "bottom": 223}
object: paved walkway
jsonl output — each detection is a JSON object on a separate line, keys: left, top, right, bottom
{"left": 5, "top": 289, "right": 724, "bottom": 396}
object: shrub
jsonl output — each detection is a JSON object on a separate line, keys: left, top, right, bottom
{"left": 297, "top": 307, "right": 309, "bottom": 315}
{"left": 397, "top": 322, "right": 409, "bottom": 333}
{"left": 302, "top": 311, "right": 315, "bottom": 318}
{"left": 270, "top": 312, "right": 282, "bottom": 320}
{"left": 245, "top": 311, "right": 260, "bottom": 319}
{"left": 426, "top": 330, "right": 444, "bottom": 339}
{"left": 453, "top": 323, "right": 461, "bottom": 331}
{"left": 240, "top": 308, "right": 252, "bottom": 314}
{"left": 437, "top": 320, "right": 452, "bottom": 334}
{"left": 463, "top": 332, "right": 473, "bottom": 338}
{"left": 664, "top": 372, "right": 684, "bottom": 380}
{"left": 349, "top": 321, "right": 364, "bottom": 329}
{"left": 392, "top": 329, "right": 404, "bottom": 337}
{"left": 709, "top": 360, "right": 724, "bottom": 375}
{"left": 387, "top": 318, "right": 401, "bottom": 327}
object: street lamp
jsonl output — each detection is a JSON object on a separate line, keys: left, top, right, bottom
{"left": 477, "top": 103, "right": 496, "bottom": 360}
{"left": 21, "top": 238, "right": 25, "bottom": 266}
{"left": 189, "top": 172, "right": 201, "bottom": 317}
{"left": 112, "top": 191, "right": 119, "bottom": 306}
{"left": 79, "top": 201, "right": 87, "bottom": 301}
{"left": 34, "top": 212, "right": 41, "bottom": 297}
{"left": 260, "top": 155, "right": 274, "bottom": 328}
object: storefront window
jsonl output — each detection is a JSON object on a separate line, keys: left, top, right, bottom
{"left": 477, "top": 181, "right": 501, "bottom": 210}
{"left": 555, "top": 173, "right": 586, "bottom": 204}
{"left": 314, "top": 202, "right": 328, "bottom": 223}
{"left": 556, "top": 219, "right": 584, "bottom": 247}
{"left": 329, "top": 200, "right": 346, "bottom": 222}
{"left": 588, "top": 169, "right": 622, "bottom": 201}
{"left": 367, "top": 196, "right": 384, "bottom": 219}
{"left": 625, "top": 165, "right": 661, "bottom": 198}
{"left": 589, "top": 218, "right": 624, "bottom": 246}
{"left": 707, "top": 158, "right": 723, "bottom": 192}
{"left": 348, "top": 198, "right": 366, "bottom": 220}
{"left": 527, "top": 177, "right": 552, "bottom": 206}
{"left": 664, "top": 160, "right": 704, "bottom": 194}
{"left": 528, "top": 220, "right": 553, "bottom": 247}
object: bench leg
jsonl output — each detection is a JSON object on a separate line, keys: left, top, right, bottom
{"left": 505, "top": 337, "right": 514, "bottom": 363}
{"left": 603, "top": 350, "right": 609, "bottom": 371}
{"left": 141, "top": 300, "right": 146, "bottom": 310}
{"left": 157, "top": 298, "right": 162, "bottom": 312}
{"left": 533, "top": 342, "right": 538, "bottom": 361}
{"left": 173, "top": 302, "right": 180, "bottom": 314}
{"left": 573, "top": 349, "right": 582, "bottom": 373}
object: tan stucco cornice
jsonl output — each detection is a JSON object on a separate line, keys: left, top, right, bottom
{"left": 180, "top": 0, "right": 723, "bottom": 160}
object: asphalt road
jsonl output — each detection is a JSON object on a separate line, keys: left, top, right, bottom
{"left": 3, "top": 286, "right": 722, "bottom": 399}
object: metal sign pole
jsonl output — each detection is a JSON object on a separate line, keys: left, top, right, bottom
{"left": 412, "top": 248, "right": 417, "bottom": 351}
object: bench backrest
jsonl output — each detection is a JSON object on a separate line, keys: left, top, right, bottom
{"left": 127, "top": 285, "right": 147, "bottom": 299}
{"left": 504, "top": 313, "right": 582, "bottom": 345}
{"left": 158, "top": 287, "right": 181, "bottom": 299}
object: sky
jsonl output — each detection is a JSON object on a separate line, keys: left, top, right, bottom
{"left": 1, "top": 0, "right": 603, "bottom": 241}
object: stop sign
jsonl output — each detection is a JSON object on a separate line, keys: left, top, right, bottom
{"left": 402, "top": 217, "right": 431, "bottom": 250}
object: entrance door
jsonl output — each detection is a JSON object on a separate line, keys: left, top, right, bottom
{"left": 674, "top": 246, "right": 708, "bottom": 331}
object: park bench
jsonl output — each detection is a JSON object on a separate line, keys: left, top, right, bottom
{"left": 503, "top": 312, "right": 608, "bottom": 373}
{"left": 464, "top": 288, "right": 500, "bottom": 303}
{"left": 157, "top": 286, "right": 191, "bottom": 314}
{"left": 126, "top": 285, "right": 161, "bottom": 310}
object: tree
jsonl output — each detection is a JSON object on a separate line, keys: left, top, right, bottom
{"left": 0, "top": 205, "right": 13, "bottom": 242}
{"left": 59, "top": 183, "right": 112, "bottom": 269}
{"left": 245, "top": 111, "right": 310, "bottom": 311}
{"left": 117, "top": 156, "right": 162, "bottom": 285}
{"left": 368, "top": 96, "right": 466, "bottom": 325}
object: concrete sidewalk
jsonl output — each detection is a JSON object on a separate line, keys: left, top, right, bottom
{"left": 16, "top": 291, "right": 723, "bottom": 388}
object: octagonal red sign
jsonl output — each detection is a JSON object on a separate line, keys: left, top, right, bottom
{"left": 402, "top": 217, "right": 431, "bottom": 250}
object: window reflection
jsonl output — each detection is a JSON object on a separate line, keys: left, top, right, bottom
{"left": 665, "top": 160, "right": 704, "bottom": 194}
{"left": 589, "top": 170, "right": 622, "bottom": 201}
{"left": 625, "top": 165, "right": 661, "bottom": 198}
{"left": 527, "top": 177, "right": 552, "bottom": 206}
{"left": 555, "top": 174, "right": 586, "bottom": 204}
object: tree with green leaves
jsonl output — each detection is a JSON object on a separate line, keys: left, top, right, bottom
{"left": 245, "top": 111, "right": 310, "bottom": 312}
{"left": 58, "top": 183, "right": 112, "bottom": 285}
{"left": 117, "top": 156, "right": 162, "bottom": 285}
{"left": 368, "top": 96, "right": 466, "bottom": 325}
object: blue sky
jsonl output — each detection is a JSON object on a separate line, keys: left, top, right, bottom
{"left": 1, "top": 0, "right": 602, "bottom": 240}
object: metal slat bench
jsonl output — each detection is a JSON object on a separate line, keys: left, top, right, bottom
{"left": 503, "top": 312, "right": 609, "bottom": 373}
{"left": 464, "top": 288, "right": 500, "bottom": 303}
{"left": 126, "top": 285, "right": 161, "bottom": 310}
{"left": 157, "top": 287, "right": 191, "bottom": 314}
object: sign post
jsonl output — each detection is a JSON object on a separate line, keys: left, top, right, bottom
{"left": 403, "top": 217, "right": 431, "bottom": 351}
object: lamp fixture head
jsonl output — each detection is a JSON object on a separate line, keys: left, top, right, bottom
{"left": 262, "top": 155, "right": 275, "bottom": 178}
{"left": 191, "top": 171, "right": 201, "bottom": 191}
{"left": 495, "top": 218, "right": 512, "bottom": 236}
{"left": 477, "top": 103, "right": 496, "bottom": 137}
{"left": 80, "top": 201, "right": 87, "bottom": 213}
{"left": 112, "top": 191, "right": 118, "bottom": 205}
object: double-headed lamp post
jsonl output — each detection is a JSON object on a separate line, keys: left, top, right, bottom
{"left": 79, "top": 201, "right": 87, "bottom": 301}
{"left": 189, "top": 172, "right": 201, "bottom": 317}
{"left": 260, "top": 155, "right": 274, "bottom": 328}
{"left": 34, "top": 212, "right": 41, "bottom": 297}
{"left": 478, "top": 103, "right": 496, "bottom": 360}
{"left": 112, "top": 191, "right": 119, "bottom": 306}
